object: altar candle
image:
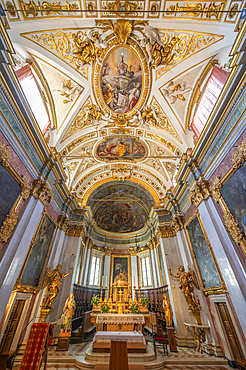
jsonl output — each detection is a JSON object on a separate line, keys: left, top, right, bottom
{"left": 105, "top": 275, "right": 107, "bottom": 287}
{"left": 102, "top": 275, "right": 104, "bottom": 286}
{"left": 134, "top": 276, "right": 136, "bottom": 287}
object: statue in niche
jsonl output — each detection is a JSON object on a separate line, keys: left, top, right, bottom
{"left": 169, "top": 265, "right": 200, "bottom": 311}
{"left": 42, "top": 265, "right": 71, "bottom": 309}
{"left": 163, "top": 293, "right": 172, "bottom": 326}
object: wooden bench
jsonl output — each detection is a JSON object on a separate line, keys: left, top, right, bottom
{"left": 92, "top": 342, "right": 147, "bottom": 353}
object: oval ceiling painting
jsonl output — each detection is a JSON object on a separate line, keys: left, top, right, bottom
{"left": 101, "top": 46, "right": 143, "bottom": 114}
{"left": 96, "top": 137, "right": 146, "bottom": 161}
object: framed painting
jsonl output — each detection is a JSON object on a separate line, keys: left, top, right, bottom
{"left": 211, "top": 138, "right": 246, "bottom": 255}
{"left": 110, "top": 255, "right": 130, "bottom": 284}
{"left": 15, "top": 211, "right": 56, "bottom": 294}
{"left": 0, "top": 140, "right": 32, "bottom": 244}
{"left": 185, "top": 212, "right": 227, "bottom": 295}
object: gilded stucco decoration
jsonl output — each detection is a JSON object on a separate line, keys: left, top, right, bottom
{"left": 32, "top": 178, "right": 54, "bottom": 205}
{"left": 150, "top": 97, "right": 182, "bottom": 143}
{"left": 0, "top": 140, "right": 33, "bottom": 244}
{"left": 164, "top": 162, "right": 177, "bottom": 177}
{"left": 112, "top": 166, "right": 132, "bottom": 181}
{"left": 61, "top": 97, "right": 98, "bottom": 142}
{"left": 189, "top": 179, "right": 211, "bottom": 207}
{"left": 19, "top": 0, "right": 79, "bottom": 19}
{"left": 211, "top": 138, "right": 246, "bottom": 255}
{"left": 163, "top": 1, "right": 225, "bottom": 21}
{"left": 101, "top": 0, "right": 144, "bottom": 17}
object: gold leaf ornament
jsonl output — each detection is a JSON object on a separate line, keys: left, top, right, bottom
{"left": 113, "top": 19, "right": 133, "bottom": 44}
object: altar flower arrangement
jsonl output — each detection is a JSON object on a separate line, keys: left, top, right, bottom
{"left": 129, "top": 303, "right": 140, "bottom": 314}
{"left": 141, "top": 296, "right": 150, "bottom": 307}
{"left": 91, "top": 294, "right": 100, "bottom": 306}
{"left": 101, "top": 303, "right": 110, "bottom": 313}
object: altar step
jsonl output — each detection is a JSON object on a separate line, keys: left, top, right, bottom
{"left": 94, "top": 364, "right": 145, "bottom": 370}
{"left": 93, "top": 342, "right": 147, "bottom": 353}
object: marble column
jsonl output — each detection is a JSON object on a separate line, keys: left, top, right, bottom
{"left": 103, "top": 255, "right": 111, "bottom": 299}
{"left": 150, "top": 249, "right": 157, "bottom": 288}
{"left": 153, "top": 248, "right": 161, "bottom": 286}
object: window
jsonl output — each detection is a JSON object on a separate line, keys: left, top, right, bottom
{"left": 89, "top": 256, "right": 100, "bottom": 286}
{"left": 141, "top": 256, "right": 152, "bottom": 287}
{"left": 191, "top": 66, "right": 229, "bottom": 139}
{"left": 15, "top": 65, "right": 51, "bottom": 133}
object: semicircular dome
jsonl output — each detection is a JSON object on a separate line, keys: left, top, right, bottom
{"left": 87, "top": 181, "right": 156, "bottom": 233}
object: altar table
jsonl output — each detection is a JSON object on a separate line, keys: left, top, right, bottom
{"left": 95, "top": 314, "right": 145, "bottom": 332}
{"left": 93, "top": 331, "right": 146, "bottom": 344}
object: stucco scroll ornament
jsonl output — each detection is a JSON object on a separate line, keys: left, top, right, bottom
{"left": 231, "top": 137, "right": 246, "bottom": 170}
{"left": 0, "top": 140, "right": 11, "bottom": 168}
{"left": 138, "top": 25, "right": 179, "bottom": 69}
{"left": 32, "top": 178, "right": 54, "bottom": 205}
{"left": 169, "top": 265, "right": 200, "bottom": 311}
{"left": 72, "top": 27, "right": 109, "bottom": 66}
{"left": 130, "top": 109, "right": 150, "bottom": 129}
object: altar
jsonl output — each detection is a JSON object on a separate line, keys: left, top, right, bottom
{"left": 92, "top": 313, "right": 145, "bottom": 332}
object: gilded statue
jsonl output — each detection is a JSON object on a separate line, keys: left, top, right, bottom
{"left": 163, "top": 293, "right": 172, "bottom": 326}
{"left": 141, "top": 104, "right": 159, "bottom": 126}
{"left": 42, "top": 265, "right": 71, "bottom": 309}
{"left": 169, "top": 265, "right": 200, "bottom": 311}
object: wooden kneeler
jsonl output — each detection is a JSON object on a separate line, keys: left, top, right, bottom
{"left": 110, "top": 341, "right": 128, "bottom": 370}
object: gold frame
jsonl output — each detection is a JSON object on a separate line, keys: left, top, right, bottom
{"left": 14, "top": 210, "right": 57, "bottom": 294}
{"left": 92, "top": 38, "right": 151, "bottom": 120}
{"left": 211, "top": 138, "right": 246, "bottom": 255}
{"left": 185, "top": 211, "right": 227, "bottom": 296}
{"left": 0, "top": 139, "right": 32, "bottom": 244}
{"left": 110, "top": 254, "right": 131, "bottom": 285}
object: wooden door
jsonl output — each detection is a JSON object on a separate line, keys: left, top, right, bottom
{"left": 0, "top": 299, "right": 25, "bottom": 353}
{"left": 216, "top": 302, "right": 244, "bottom": 360}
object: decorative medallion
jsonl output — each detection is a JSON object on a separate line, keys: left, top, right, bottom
{"left": 100, "top": 46, "right": 143, "bottom": 114}
{"left": 95, "top": 136, "right": 147, "bottom": 161}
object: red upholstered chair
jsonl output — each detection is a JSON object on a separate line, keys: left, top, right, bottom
{"left": 152, "top": 324, "right": 168, "bottom": 356}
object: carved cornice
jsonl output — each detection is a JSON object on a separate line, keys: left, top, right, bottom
{"left": 189, "top": 179, "right": 210, "bottom": 207}
{"left": 129, "top": 245, "right": 149, "bottom": 256}
{"left": 92, "top": 245, "right": 114, "bottom": 255}
{"left": 32, "top": 179, "right": 54, "bottom": 205}
{"left": 159, "top": 215, "right": 183, "bottom": 238}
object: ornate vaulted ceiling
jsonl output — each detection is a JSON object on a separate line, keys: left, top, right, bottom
{"left": 4, "top": 0, "right": 241, "bottom": 238}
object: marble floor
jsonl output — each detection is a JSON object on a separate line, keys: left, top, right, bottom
{"left": 45, "top": 342, "right": 231, "bottom": 370}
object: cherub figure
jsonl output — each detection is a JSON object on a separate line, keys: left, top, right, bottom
{"left": 169, "top": 265, "right": 200, "bottom": 311}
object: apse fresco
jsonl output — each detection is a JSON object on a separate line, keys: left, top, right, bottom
{"left": 96, "top": 137, "right": 146, "bottom": 161}
{"left": 88, "top": 181, "right": 155, "bottom": 233}
{"left": 186, "top": 216, "right": 221, "bottom": 289}
{"left": 220, "top": 163, "right": 246, "bottom": 239}
{"left": 101, "top": 46, "right": 142, "bottom": 113}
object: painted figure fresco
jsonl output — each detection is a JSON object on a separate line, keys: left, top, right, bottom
{"left": 21, "top": 215, "right": 55, "bottom": 287}
{"left": 113, "top": 257, "right": 128, "bottom": 282}
{"left": 101, "top": 47, "right": 142, "bottom": 113}
{"left": 0, "top": 164, "right": 21, "bottom": 229}
{"left": 221, "top": 163, "right": 246, "bottom": 240}
{"left": 94, "top": 200, "right": 147, "bottom": 233}
{"left": 96, "top": 137, "right": 146, "bottom": 161}
{"left": 186, "top": 217, "right": 221, "bottom": 288}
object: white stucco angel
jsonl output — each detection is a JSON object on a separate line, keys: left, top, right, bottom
{"left": 151, "top": 158, "right": 160, "bottom": 171}
{"left": 86, "top": 27, "right": 109, "bottom": 49}
{"left": 162, "top": 81, "right": 192, "bottom": 104}
{"left": 94, "top": 111, "right": 114, "bottom": 131}
{"left": 80, "top": 157, "right": 94, "bottom": 171}
{"left": 131, "top": 109, "right": 150, "bottom": 129}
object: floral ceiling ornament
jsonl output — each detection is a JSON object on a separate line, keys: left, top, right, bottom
{"left": 102, "top": 0, "right": 143, "bottom": 17}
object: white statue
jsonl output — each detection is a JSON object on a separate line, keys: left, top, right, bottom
{"left": 152, "top": 158, "right": 160, "bottom": 171}
{"left": 94, "top": 111, "right": 113, "bottom": 131}
{"left": 131, "top": 109, "right": 150, "bottom": 129}
{"left": 86, "top": 27, "right": 108, "bottom": 49}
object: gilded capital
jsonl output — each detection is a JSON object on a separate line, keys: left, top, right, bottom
{"left": 189, "top": 179, "right": 210, "bottom": 207}
{"left": 231, "top": 138, "right": 246, "bottom": 170}
{"left": 20, "top": 175, "right": 33, "bottom": 200}
{"left": 32, "top": 179, "right": 54, "bottom": 205}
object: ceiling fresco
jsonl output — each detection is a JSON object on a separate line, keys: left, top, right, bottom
{"left": 87, "top": 181, "right": 155, "bottom": 233}
{"left": 6, "top": 3, "right": 239, "bottom": 237}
